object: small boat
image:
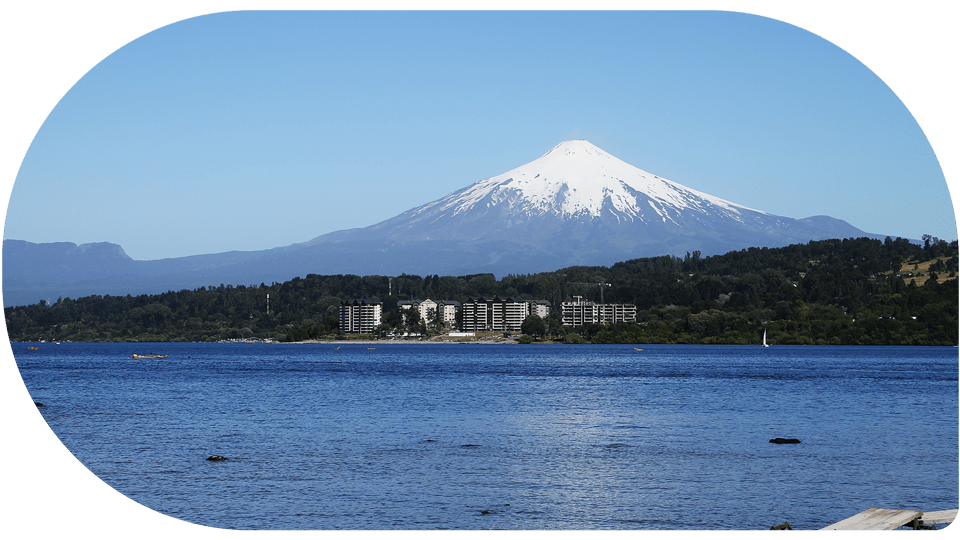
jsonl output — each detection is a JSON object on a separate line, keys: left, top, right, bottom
{"left": 130, "top": 354, "right": 169, "bottom": 359}
{"left": 762, "top": 329, "right": 770, "bottom": 348}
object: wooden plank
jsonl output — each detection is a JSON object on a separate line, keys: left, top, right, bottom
{"left": 821, "top": 508, "right": 922, "bottom": 530}
{"left": 922, "top": 509, "right": 958, "bottom": 525}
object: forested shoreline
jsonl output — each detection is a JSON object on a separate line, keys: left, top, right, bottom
{"left": 5, "top": 236, "right": 958, "bottom": 345}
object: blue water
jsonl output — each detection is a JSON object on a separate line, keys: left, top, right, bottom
{"left": 13, "top": 342, "right": 958, "bottom": 530}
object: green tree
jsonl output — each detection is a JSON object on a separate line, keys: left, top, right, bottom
{"left": 427, "top": 307, "right": 444, "bottom": 332}
{"left": 521, "top": 314, "right": 546, "bottom": 339}
{"left": 403, "top": 308, "right": 421, "bottom": 334}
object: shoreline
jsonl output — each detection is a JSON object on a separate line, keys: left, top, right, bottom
{"left": 12, "top": 339, "right": 958, "bottom": 347}
{"left": 294, "top": 337, "right": 523, "bottom": 345}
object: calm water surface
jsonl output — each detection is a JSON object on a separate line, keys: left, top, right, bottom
{"left": 13, "top": 342, "right": 959, "bottom": 530}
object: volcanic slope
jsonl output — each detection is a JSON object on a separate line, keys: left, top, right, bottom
{"left": 300, "top": 139, "right": 881, "bottom": 274}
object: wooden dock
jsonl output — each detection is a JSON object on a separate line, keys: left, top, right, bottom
{"left": 922, "top": 509, "right": 959, "bottom": 526}
{"left": 821, "top": 508, "right": 957, "bottom": 530}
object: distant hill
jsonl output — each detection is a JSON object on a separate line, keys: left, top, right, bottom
{"left": 3, "top": 140, "right": 889, "bottom": 307}
{"left": 5, "top": 236, "right": 956, "bottom": 346}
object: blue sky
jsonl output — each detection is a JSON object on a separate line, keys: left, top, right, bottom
{"left": 3, "top": 9, "right": 957, "bottom": 261}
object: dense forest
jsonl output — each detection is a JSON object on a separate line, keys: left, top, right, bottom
{"left": 5, "top": 235, "right": 958, "bottom": 345}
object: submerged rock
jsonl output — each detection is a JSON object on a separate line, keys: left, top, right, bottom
{"left": 206, "top": 455, "right": 228, "bottom": 461}
{"left": 769, "top": 438, "right": 801, "bottom": 444}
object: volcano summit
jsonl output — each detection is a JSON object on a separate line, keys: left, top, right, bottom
{"left": 398, "top": 139, "right": 766, "bottom": 224}
{"left": 300, "top": 139, "right": 882, "bottom": 270}
{"left": 3, "top": 140, "right": 884, "bottom": 306}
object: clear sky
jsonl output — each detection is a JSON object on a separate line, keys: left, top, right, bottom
{"left": 3, "top": 9, "right": 957, "bottom": 262}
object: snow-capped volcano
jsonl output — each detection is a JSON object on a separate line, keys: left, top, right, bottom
{"left": 4, "top": 140, "right": 886, "bottom": 306}
{"left": 302, "top": 139, "right": 882, "bottom": 273}
{"left": 417, "top": 139, "right": 763, "bottom": 224}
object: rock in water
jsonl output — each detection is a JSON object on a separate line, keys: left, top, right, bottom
{"left": 769, "top": 438, "right": 801, "bottom": 444}
{"left": 206, "top": 455, "right": 228, "bottom": 461}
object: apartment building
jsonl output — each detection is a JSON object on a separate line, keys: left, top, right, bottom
{"left": 461, "top": 296, "right": 551, "bottom": 332}
{"left": 397, "top": 299, "right": 459, "bottom": 325}
{"left": 561, "top": 296, "right": 636, "bottom": 326}
{"left": 530, "top": 299, "right": 551, "bottom": 319}
{"left": 339, "top": 299, "right": 383, "bottom": 334}
{"left": 437, "top": 300, "right": 459, "bottom": 323}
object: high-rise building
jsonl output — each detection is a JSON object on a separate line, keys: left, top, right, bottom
{"left": 561, "top": 297, "right": 636, "bottom": 326}
{"left": 339, "top": 299, "right": 382, "bottom": 334}
{"left": 461, "top": 296, "right": 550, "bottom": 332}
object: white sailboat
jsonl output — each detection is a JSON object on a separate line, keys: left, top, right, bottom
{"left": 762, "top": 328, "right": 770, "bottom": 348}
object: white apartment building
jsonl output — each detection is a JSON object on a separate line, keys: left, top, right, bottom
{"left": 398, "top": 299, "right": 459, "bottom": 325}
{"left": 413, "top": 298, "right": 439, "bottom": 322}
{"left": 339, "top": 299, "right": 382, "bottom": 334}
{"left": 530, "top": 299, "right": 551, "bottom": 319}
{"left": 461, "top": 296, "right": 550, "bottom": 333}
{"left": 561, "top": 296, "right": 636, "bottom": 326}
{"left": 437, "top": 300, "right": 459, "bottom": 323}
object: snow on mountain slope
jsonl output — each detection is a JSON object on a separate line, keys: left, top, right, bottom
{"left": 414, "top": 139, "right": 767, "bottom": 226}
{"left": 304, "top": 139, "right": 883, "bottom": 268}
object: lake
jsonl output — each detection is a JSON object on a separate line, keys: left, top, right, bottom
{"left": 11, "top": 342, "right": 958, "bottom": 530}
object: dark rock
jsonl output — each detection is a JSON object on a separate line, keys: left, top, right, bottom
{"left": 769, "top": 438, "right": 801, "bottom": 444}
{"left": 34, "top": 402, "right": 44, "bottom": 407}
{"left": 206, "top": 455, "right": 228, "bottom": 461}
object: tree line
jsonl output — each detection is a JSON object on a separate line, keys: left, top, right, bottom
{"left": 5, "top": 236, "right": 958, "bottom": 345}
